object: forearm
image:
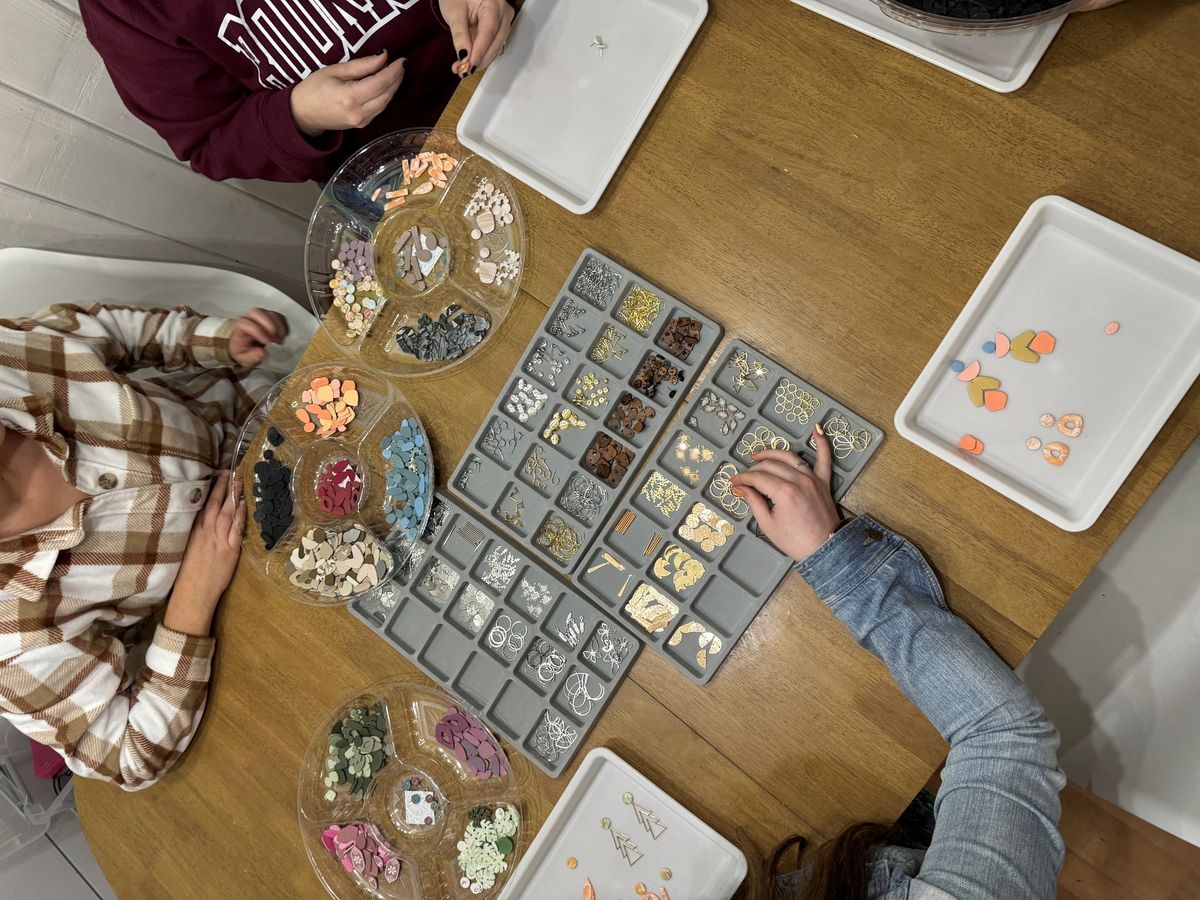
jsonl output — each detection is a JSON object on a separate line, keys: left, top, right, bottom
{"left": 797, "top": 515, "right": 1065, "bottom": 897}
{"left": 30, "top": 303, "right": 236, "bottom": 372}
{"left": 0, "top": 624, "right": 213, "bottom": 790}
{"left": 184, "top": 88, "right": 341, "bottom": 183}
{"left": 164, "top": 585, "right": 219, "bottom": 637}
{"left": 797, "top": 515, "right": 1038, "bottom": 739}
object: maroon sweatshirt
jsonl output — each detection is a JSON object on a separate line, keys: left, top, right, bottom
{"left": 79, "top": 0, "right": 461, "bottom": 182}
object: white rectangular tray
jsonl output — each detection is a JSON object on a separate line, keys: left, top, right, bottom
{"left": 895, "top": 196, "right": 1200, "bottom": 531}
{"left": 457, "top": 0, "right": 708, "bottom": 214}
{"left": 500, "top": 748, "right": 747, "bottom": 899}
{"left": 795, "top": 0, "right": 1064, "bottom": 93}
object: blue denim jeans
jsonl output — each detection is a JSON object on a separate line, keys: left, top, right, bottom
{"left": 776, "top": 515, "right": 1066, "bottom": 899}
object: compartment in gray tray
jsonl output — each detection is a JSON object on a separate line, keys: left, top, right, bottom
{"left": 488, "top": 681, "right": 543, "bottom": 742}
{"left": 690, "top": 573, "right": 762, "bottom": 638}
{"left": 507, "top": 569, "right": 560, "bottom": 621}
{"left": 414, "top": 555, "right": 461, "bottom": 608}
{"left": 551, "top": 666, "right": 610, "bottom": 727}
{"left": 578, "top": 339, "right": 884, "bottom": 684}
{"left": 517, "top": 636, "right": 568, "bottom": 697}
{"left": 385, "top": 598, "right": 441, "bottom": 653}
{"left": 578, "top": 619, "right": 637, "bottom": 682}
{"left": 452, "top": 651, "right": 509, "bottom": 710}
{"left": 478, "top": 606, "right": 535, "bottom": 666}
{"left": 354, "top": 491, "right": 642, "bottom": 777}
{"left": 448, "top": 582, "right": 497, "bottom": 637}
{"left": 347, "top": 494, "right": 453, "bottom": 631}
{"left": 449, "top": 249, "right": 724, "bottom": 573}
{"left": 419, "top": 626, "right": 472, "bottom": 681}
{"left": 577, "top": 547, "right": 637, "bottom": 612}
{"left": 541, "top": 592, "right": 598, "bottom": 653}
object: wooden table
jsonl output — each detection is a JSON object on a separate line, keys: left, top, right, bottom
{"left": 77, "top": 2, "right": 1200, "bottom": 897}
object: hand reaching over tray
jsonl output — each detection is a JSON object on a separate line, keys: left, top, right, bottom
{"left": 730, "top": 427, "right": 843, "bottom": 564}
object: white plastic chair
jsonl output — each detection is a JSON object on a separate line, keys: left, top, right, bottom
{"left": 0, "top": 249, "right": 316, "bottom": 375}
{"left": 0, "top": 721, "right": 73, "bottom": 864}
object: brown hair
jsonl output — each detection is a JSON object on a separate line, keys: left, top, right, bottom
{"left": 770, "top": 823, "right": 900, "bottom": 900}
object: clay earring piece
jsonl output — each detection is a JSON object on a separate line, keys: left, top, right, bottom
{"left": 948, "top": 359, "right": 1007, "bottom": 412}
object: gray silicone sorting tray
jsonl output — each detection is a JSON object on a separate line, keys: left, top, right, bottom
{"left": 577, "top": 339, "right": 884, "bottom": 684}
{"left": 448, "top": 249, "right": 724, "bottom": 574}
{"left": 349, "top": 491, "right": 642, "bottom": 777}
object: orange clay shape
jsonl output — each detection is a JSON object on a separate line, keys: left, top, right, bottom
{"left": 1044, "top": 442, "right": 1070, "bottom": 466}
{"left": 1057, "top": 414, "right": 1083, "bottom": 438}
{"left": 983, "top": 390, "right": 1008, "bottom": 412}
{"left": 958, "top": 435, "right": 985, "bottom": 455}
{"left": 1029, "top": 331, "right": 1056, "bottom": 355}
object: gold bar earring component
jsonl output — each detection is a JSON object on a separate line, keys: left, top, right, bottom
{"left": 643, "top": 532, "right": 663, "bottom": 558}
{"left": 586, "top": 552, "right": 627, "bottom": 574}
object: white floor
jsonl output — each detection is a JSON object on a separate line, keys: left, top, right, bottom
{"left": 1019, "top": 439, "right": 1200, "bottom": 846}
{"left": 0, "top": 812, "right": 117, "bottom": 900}
{"left": 0, "top": 716, "right": 115, "bottom": 900}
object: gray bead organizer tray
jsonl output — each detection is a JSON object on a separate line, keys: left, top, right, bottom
{"left": 448, "top": 249, "right": 724, "bottom": 575}
{"left": 349, "top": 492, "right": 642, "bottom": 777}
{"left": 577, "top": 339, "right": 884, "bottom": 684}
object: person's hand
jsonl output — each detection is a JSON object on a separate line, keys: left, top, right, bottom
{"left": 290, "top": 52, "right": 407, "bottom": 137}
{"left": 730, "top": 427, "right": 842, "bottom": 564}
{"left": 440, "top": 0, "right": 515, "bottom": 77}
{"left": 229, "top": 309, "right": 289, "bottom": 367}
{"left": 165, "top": 471, "right": 246, "bottom": 636}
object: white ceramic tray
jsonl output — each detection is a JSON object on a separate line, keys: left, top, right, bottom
{"left": 499, "top": 748, "right": 747, "bottom": 899}
{"left": 795, "top": 0, "right": 1064, "bottom": 93}
{"left": 895, "top": 196, "right": 1200, "bottom": 532}
{"left": 457, "top": 0, "right": 708, "bottom": 214}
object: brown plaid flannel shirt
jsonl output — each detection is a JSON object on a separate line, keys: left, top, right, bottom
{"left": 0, "top": 303, "right": 267, "bottom": 790}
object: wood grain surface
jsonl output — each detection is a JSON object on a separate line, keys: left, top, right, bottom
{"left": 77, "top": 1, "right": 1200, "bottom": 898}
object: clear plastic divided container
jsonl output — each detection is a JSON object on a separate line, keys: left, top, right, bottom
{"left": 298, "top": 682, "right": 536, "bottom": 899}
{"left": 872, "top": 0, "right": 1083, "bottom": 34}
{"left": 232, "top": 362, "right": 433, "bottom": 605}
{"left": 305, "top": 129, "right": 526, "bottom": 377}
